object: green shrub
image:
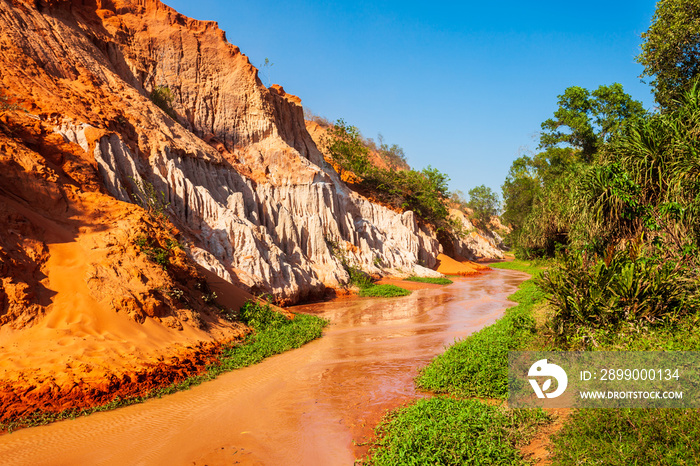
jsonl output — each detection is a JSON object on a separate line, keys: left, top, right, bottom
{"left": 362, "top": 165, "right": 450, "bottom": 225}
{"left": 325, "top": 119, "right": 451, "bottom": 226}
{"left": 149, "top": 85, "right": 177, "bottom": 119}
{"left": 134, "top": 234, "right": 179, "bottom": 269}
{"left": 239, "top": 300, "right": 289, "bottom": 331}
{"left": 150, "top": 248, "right": 170, "bottom": 268}
{"left": 326, "top": 119, "right": 371, "bottom": 175}
{"left": 538, "top": 248, "right": 700, "bottom": 344}
{"left": 348, "top": 265, "right": 374, "bottom": 288}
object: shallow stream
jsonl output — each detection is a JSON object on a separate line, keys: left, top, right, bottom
{"left": 0, "top": 268, "right": 528, "bottom": 465}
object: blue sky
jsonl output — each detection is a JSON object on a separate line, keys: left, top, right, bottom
{"left": 165, "top": 1, "right": 658, "bottom": 200}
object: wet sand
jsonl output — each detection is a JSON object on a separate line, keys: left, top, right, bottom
{"left": 0, "top": 268, "right": 528, "bottom": 465}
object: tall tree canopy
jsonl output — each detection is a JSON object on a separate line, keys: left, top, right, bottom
{"left": 638, "top": 0, "right": 700, "bottom": 109}
{"left": 539, "top": 84, "right": 646, "bottom": 161}
{"left": 501, "top": 155, "right": 538, "bottom": 232}
{"left": 467, "top": 185, "right": 500, "bottom": 225}
{"left": 502, "top": 84, "right": 643, "bottom": 251}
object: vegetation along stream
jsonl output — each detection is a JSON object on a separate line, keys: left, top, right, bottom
{"left": 0, "top": 268, "right": 527, "bottom": 465}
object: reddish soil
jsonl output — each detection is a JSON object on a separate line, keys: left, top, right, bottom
{"left": 0, "top": 112, "right": 252, "bottom": 428}
{"left": 435, "top": 253, "right": 489, "bottom": 276}
{"left": 520, "top": 408, "right": 572, "bottom": 465}
{"left": 0, "top": 269, "right": 531, "bottom": 465}
{"left": 0, "top": 340, "right": 228, "bottom": 425}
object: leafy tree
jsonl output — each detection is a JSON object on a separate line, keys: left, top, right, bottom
{"left": 638, "top": 0, "right": 700, "bottom": 109}
{"left": 421, "top": 165, "right": 450, "bottom": 197}
{"left": 517, "top": 84, "right": 700, "bottom": 257}
{"left": 517, "top": 168, "right": 583, "bottom": 257}
{"left": 503, "top": 84, "right": 644, "bottom": 256}
{"left": 326, "top": 119, "right": 371, "bottom": 175}
{"left": 531, "top": 146, "right": 578, "bottom": 183}
{"left": 501, "top": 147, "right": 576, "bottom": 235}
{"left": 540, "top": 84, "right": 645, "bottom": 161}
{"left": 501, "top": 155, "right": 539, "bottom": 232}
{"left": 467, "top": 185, "right": 500, "bottom": 225}
{"left": 325, "top": 119, "right": 451, "bottom": 226}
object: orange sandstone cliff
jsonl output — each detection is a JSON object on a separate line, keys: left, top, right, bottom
{"left": 0, "top": 0, "right": 501, "bottom": 422}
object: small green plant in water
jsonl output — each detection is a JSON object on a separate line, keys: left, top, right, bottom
{"left": 359, "top": 284, "right": 411, "bottom": 297}
{"left": 405, "top": 276, "right": 453, "bottom": 285}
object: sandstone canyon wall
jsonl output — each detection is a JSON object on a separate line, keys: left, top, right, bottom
{"left": 0, "top": 0, "right": 509, "bottom": 423}
{"left": 0, "top": 0, "right": 502, "bottom": 315}
{"left": 0, "top": 0, "right": 450, "bottom": 308}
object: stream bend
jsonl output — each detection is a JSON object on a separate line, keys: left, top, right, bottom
{"left": 0, "top": 268, "right": 528, "bottom": 466}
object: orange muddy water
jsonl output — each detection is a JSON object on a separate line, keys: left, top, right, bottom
{"left": 0, "top": 268, "right": 528, "bottom": 466}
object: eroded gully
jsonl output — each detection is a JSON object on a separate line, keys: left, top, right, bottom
{"left": 0, "top": 268, "right": 528, "bottom": 466}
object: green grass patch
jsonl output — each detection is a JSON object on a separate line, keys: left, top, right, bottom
{"left": 365, "top": 397, "right": 550, "bottom": 466}
{"left": 546, "top": 312, "right": 700, "bottom": 463}
{"left": 437, "top": 260, "right": 700, "bottom": 464}
{"left": 359, "top": 284, "right": 412, "bottom": 297}
{"left": 415, "top": 276, "right": 544, "bottom": 398}
{"left": 550, "top": 408, "right": 700, "bottom": 465}
{"left": 344, "top": 263, "right": 411, "bottom": 297}
{"left": 208, "top": 309, "right": 327, "bottom": 373}
{"left": 1, "top": 302, "right": 327, "bottom": 433}
{"left": 362, "top": 259, "right": 554, "bottom": 464}
{"left": 488, "top": 259, "right": 547, "bottom": 277}
{"left": 564, "top": 314, "right": 700, "bottom": 351}
{"left": 405, "top": 276, "right": 453, "bottom": 285}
